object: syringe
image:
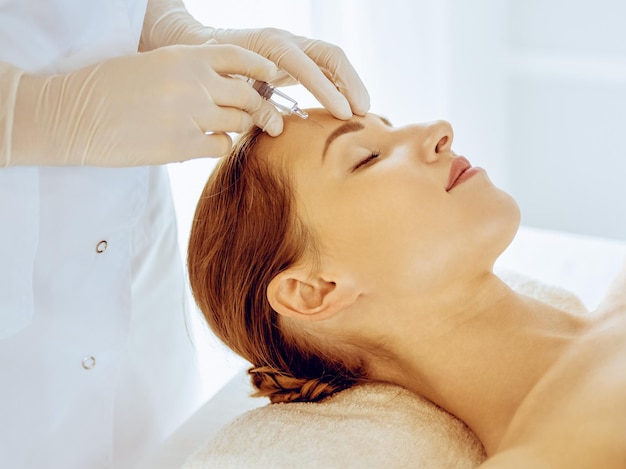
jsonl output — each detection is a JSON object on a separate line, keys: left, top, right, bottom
{"left": 244, "top": 78, "right": 309, "bottom": 119}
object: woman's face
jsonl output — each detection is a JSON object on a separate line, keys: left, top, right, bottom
{"left": 260, "top": 109, "right": 520, "bottom": 300}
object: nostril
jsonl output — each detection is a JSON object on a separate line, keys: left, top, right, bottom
{"left": 435, "top": 136, "right": 448, "bottom": 153}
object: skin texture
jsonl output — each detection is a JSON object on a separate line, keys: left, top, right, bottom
{"left": 259, "top": 109, "right": 626, "bottom": 468}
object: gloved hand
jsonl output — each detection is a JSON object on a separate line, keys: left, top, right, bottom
{"left": 210, "top": 28, "right": 370, "bottom": 120}
{"left": 141, "top": 0, "right": 370, "bottom": 120}
{"left": 1, "top": 44, "right": 282, "bottom": 167}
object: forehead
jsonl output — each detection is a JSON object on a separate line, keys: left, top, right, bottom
{"left": 283, "top": 108, "right": 389, "bottom": 138}
{"left": 256, "top": 109, "right": 388, "bottom": 168}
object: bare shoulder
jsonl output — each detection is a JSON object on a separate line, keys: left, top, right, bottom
{"left": 489, "top": 311, "right": 626, "bottom": 468}
{"left": 480, "top": 442, "right": 624, "bottom": 469}
{"left": 478, "top": 446, "right": 554, "bottom": 469}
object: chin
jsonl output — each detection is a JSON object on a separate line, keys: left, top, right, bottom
{"left": 485, "top": 189, "right": 521, "bottom": 261}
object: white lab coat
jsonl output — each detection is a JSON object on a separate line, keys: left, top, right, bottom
{"left": 0, "top": 1, "right": 201, "bottom": 467}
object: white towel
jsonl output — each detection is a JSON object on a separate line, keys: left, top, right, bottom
{"left": 182, "top": 271, "right": 587, "bottom": 469}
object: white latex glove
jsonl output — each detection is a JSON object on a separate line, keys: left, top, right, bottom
{"left": 210, "top": 28, "right": 370, "bottom": 119}
{"left": 141, "top": 0, "right": 370, "bottom": 120}
{"left": 0, "top": 44, "right": 282, "bottom": 167}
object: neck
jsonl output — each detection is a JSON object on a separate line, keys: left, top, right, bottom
{"left": 378, "top": 273, "right": 590, "bottom": 455}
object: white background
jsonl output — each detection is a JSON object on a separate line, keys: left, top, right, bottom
{"left": 168, "top": 0, "right": 626, "bottom": 402}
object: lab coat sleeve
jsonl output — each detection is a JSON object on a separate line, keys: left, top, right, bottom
{"left": 140, "top": 0, "right": 213, "bottom": 51}
{"left": 0, "top": 167, "right": 37, "bottom": 339}
{"left": 0, "top": 61, "right": 37, "bottom": 338}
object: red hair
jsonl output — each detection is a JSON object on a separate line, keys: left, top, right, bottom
{"left": 187, "top": 126, "right": 367, "bottom": 403}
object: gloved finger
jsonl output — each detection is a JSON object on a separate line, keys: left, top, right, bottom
{"left": 271, "top": 44, "right": 354, "bottom": 120}
{"left": 210, "top": 76, "right": 283, "bottom": 136}
{"left": 203, "top": 44, "right": 278, "bottom": 84}
{"left": 300, "top": 38, "right": 370, "bottom": 116}
{"left": 268, "top": 69, "right": 297, "bottom": 87}
{"left": 196, "top": 105, "right": 253, "bottom": 133}
{"left": 211, "top": 75, "right": 264, "bottom": 110}
{"left": 189, "top": 131, "right": 233, "bottom": 159}
{"left": 248, "top": 99, "right": 284, "bottom": 137}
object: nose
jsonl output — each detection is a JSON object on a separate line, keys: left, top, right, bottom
{"left": 403, "top": 120, "right": 454, "bottom": 163}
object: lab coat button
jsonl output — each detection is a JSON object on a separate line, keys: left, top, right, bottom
{"left": 96, "top": 240, "right": 108, "bottom": 253}
{"left": 81, "top": 356, "right": 96, "bottom": 370}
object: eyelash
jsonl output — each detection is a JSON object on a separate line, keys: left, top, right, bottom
{"left": 352, "top": 151, "right": 381, "bottom": 172}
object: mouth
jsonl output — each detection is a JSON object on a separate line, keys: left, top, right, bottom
{"left": 446, "top": 156, "right": 482, "bottom": 192}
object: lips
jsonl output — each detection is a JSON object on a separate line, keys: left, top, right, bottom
{"left": 446, "top": 157, "right": 472, "bottom": 191}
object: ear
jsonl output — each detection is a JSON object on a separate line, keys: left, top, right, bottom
{"left": 267, "top": 267, "right": 359, "bottom": 322}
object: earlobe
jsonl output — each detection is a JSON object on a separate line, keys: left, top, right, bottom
{"left": 267, "top": 269, "right": 359, "bottom": 322}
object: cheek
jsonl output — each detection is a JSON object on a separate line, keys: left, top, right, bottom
{"left": 323, "top": 185, "right": 519, "bottom": 292}
{"left": 312, "top": 178, "right": 451, "bottom": 277}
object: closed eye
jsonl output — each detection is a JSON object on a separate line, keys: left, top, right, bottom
{"left": 351, "top": 151, "right": 381, "bottom": 172}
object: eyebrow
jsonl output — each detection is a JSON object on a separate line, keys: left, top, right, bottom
{"left": 321, "top": 116, "right": 393, "bottom": 161}
{"left": 321, "top": 122, "right": 365, "bottom": 160}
